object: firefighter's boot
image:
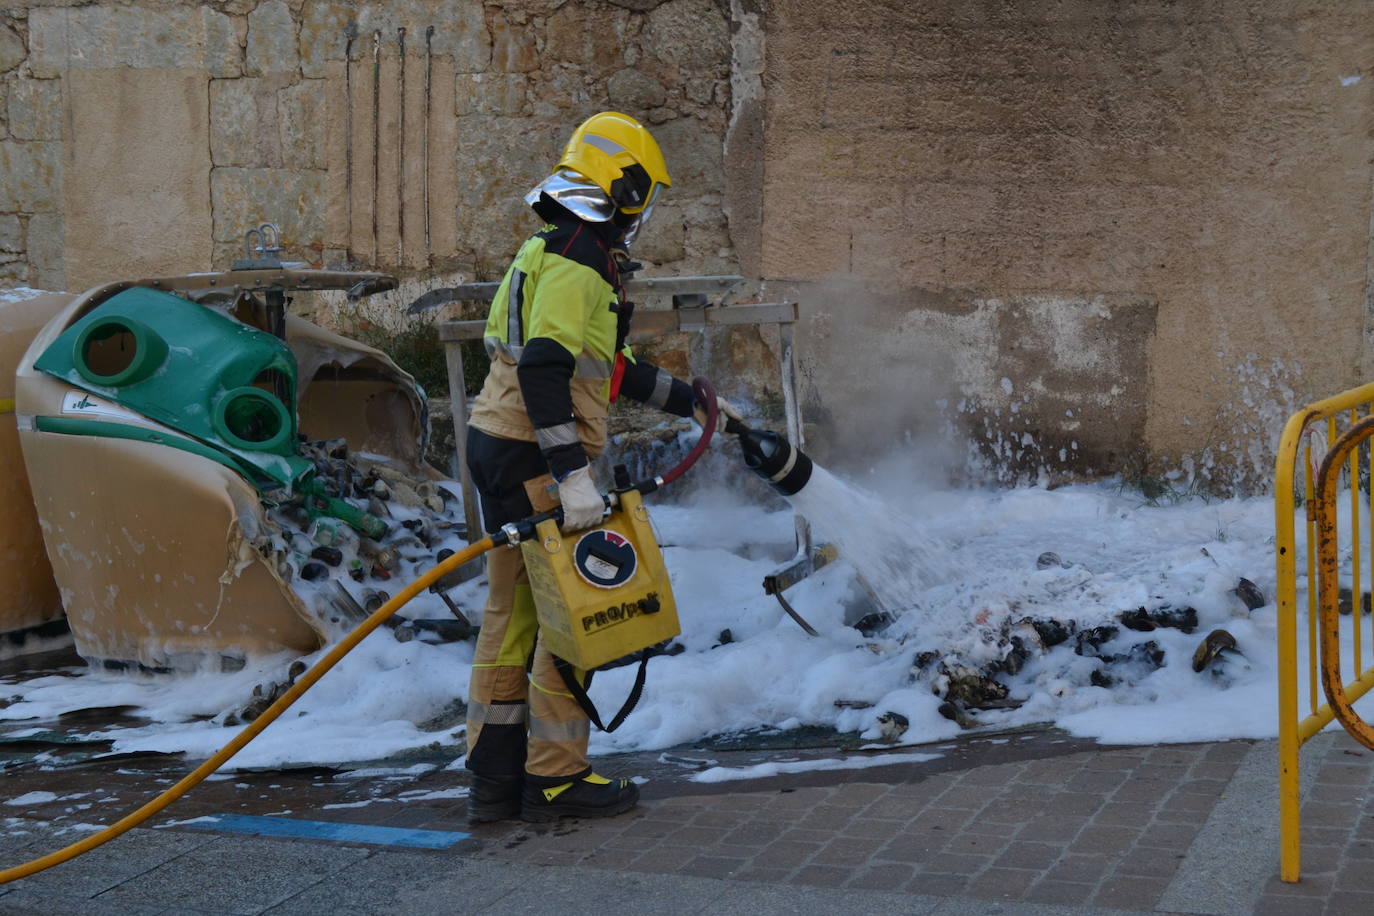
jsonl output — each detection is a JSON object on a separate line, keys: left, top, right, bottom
{"left": 467, "top": 774, "right": 523, "bottom": 825}
{"left": 521, "top": 768, "right": 639, "bottom": 822}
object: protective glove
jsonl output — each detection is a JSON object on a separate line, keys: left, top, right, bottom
{"left": 556, "top": 465, "right": 605, "bottom": 532}
{"left": 693, "top": 395, "right": 744, "bottom": 429}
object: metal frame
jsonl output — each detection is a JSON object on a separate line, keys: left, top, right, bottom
{"left": 1314, "top": 417, "right": 1374, "bottom": 748}
{"left": 1274, "top": 381, "right": 1374, "bottom": 882}
{"left": 434, "top": 277, "right": 811, "bottom": 560}
{"left": 134, "top": 268, "right": 396, "bottom": 297}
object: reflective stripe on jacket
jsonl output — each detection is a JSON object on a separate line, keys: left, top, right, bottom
{"left": 469, "top": 215, "right": 625, "bottom": 464}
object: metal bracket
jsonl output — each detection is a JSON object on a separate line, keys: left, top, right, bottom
{"left": 762, "top": 544, "right": 838, "bottom": 636}
{"left": 233, "top": 223, "right": 284, "bottom": 271}
{"left": 674, "top": 292, "right": 710, "bottom": 332}
{"left": 771, "top": 591, "right": 819, "bottom": 637}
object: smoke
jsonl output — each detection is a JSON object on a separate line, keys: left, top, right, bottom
{"left": 781, "top": 278, "right": 1325, "bottom": 500}
{"left": 608, "top": 277, "right": 1326, "bottom": 511}
{"left": 784, "top": 276, "right": 985, "bottom": 508}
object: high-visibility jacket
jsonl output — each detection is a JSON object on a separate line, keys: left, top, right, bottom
{"left": 468, "top": 209, "right": 693, "bottom": 479}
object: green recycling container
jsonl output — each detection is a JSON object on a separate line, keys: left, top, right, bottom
{"left": 32, "top": 287, "right": 311, "bottom": 488}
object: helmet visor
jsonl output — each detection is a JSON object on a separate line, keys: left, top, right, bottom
{"left": 620, "top": 183, "right": 663, "bottom": 245}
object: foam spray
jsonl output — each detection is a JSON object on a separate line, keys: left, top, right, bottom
{"left": 737, "top": 427, "right": 947, "bottom": 613}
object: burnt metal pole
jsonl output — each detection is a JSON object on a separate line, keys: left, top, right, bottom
{"left": 397, "top": 27, "right": 407, "bottom": 267}
{"left": 424, "top": 25, "right": 434, "bottom": 268}
{"left": 343, "top": 23, "right": 356, "bottom": 266}
{"left": 444, "top": 336, "right": 483, "bottom": 546}
{"left": 779, "top": 313, "right": 811, "bottom": 558}
{"left": 371, "top": 30, "right": 381, "bottom": 266}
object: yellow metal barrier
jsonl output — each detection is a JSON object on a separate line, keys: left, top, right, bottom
{"left": 1276, "top": 382, "right": 1374, "bottom": 882}
{"left": 1314, "top": 417, "right": 1374, "bottom": 748}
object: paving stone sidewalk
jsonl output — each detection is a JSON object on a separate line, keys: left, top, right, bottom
{"left": 455, "top": 738, "right": 1266, "bottom": 912}
{"left": 0, "top": 730, "right": 1370, "bottom": 914}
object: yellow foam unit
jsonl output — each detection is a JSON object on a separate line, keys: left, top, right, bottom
{"left": 521, "top": 488, "right": 679, "bottom": 670}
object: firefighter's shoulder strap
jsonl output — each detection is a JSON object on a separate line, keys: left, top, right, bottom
{"left": 552, "top": 649, "right": 656, "bottom": 733}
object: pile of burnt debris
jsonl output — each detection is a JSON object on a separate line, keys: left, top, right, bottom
{"left": 851, "top": 553, "right": 1265, "bottom": 737}
{"left": 228, "top": 439, "right": 477, "bottom": 725}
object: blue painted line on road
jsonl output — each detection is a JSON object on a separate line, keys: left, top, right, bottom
{"left": 183, "top": 813, "right": 470, "bottom": 849}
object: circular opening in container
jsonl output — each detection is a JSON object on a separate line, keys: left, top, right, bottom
{"left": 73, "top": 316, "right": 168, "bottom": 387}
{"left": 213, "top": 387, "right": 292, "bottom": 452}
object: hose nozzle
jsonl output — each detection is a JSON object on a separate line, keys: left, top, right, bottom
{"left": 738, "top": 427, "right": 813, "bottom": 497}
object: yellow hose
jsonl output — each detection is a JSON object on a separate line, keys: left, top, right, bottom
{"left": 0, "top": 535, "right": 499, "bottom": 885}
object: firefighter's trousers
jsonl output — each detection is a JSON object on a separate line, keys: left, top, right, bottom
{"left": 464, "top": 428, "right": 591, "bottom": 780}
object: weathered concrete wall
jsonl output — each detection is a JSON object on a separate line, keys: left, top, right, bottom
{"left": 759, "top": 0, "right": 1374, "bottom": 488}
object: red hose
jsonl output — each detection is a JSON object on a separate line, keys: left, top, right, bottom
{"left": 656, "top": 377, "right": 717, "bottom": 487}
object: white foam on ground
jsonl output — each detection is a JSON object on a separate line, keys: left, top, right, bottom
{"left": 0, "top": 475, "right": 1364, "bottom": 769}
{"left": 693, "top": 751, "right": 943, "bottom": 783}
{"left": 5, "top": 791, "right": 60, "bottom": 806}
{"left": 153, "top": 816, "right": 221, "bottom": 828}
{"left": 397, "top": 787, "right": 469, "bottom": 801}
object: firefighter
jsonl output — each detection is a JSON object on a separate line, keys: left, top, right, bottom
{"left": 463, "top": 111, "right": 737, "bottom": 823}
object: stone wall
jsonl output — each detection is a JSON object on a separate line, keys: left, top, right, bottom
{"left": 0, "top": 11, "right": 61, "bottom": 289}
{"left": 757, "top": 0, "right": 1374, "bottom": 489}
{"left": 5, "top": 0, "right": 1374, "bottom": 488}
{"left": 0, "top": 0, "right": 734, "bottom": 290}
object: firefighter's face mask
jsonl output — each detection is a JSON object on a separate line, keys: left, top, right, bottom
{"left": 615, "top": 183, "right": 661, "bottom": 246}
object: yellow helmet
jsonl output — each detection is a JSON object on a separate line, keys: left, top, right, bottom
{"left": 557, "top": 111, "right": 671, "bottom": 215}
